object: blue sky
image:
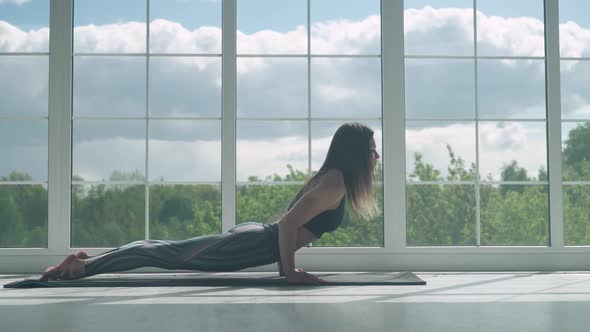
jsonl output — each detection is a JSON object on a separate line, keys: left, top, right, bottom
{"left": 0, "top": 0, "right": 48, "bottom": 30}
{"left": 0, "top": 0, "right": 379, "bottom": 32}
{"left": 2, "top": 0, "right": 589, "bottom": 32}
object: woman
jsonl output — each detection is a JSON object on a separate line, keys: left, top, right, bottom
{"left": 41, "top": 122, "right": 380, "bottom": 285}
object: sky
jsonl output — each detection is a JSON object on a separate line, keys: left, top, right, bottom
{"left": 1, "top": 0, "right": 590, "bottom": 184}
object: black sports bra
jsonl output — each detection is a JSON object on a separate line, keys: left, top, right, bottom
{"left": 302, "top": 198, "right": 346, "bottom": 238}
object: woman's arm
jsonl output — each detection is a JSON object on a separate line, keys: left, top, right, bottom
{"left": 278, "top": 220, "right": 297, "bottom": 276}
{"left": 276, "top": 169, "right": 345, "bottom": 278}
{"left": 278, "top": 226, "right": 318, "bottom": 276}
{"left": 278, "top": 259, "right": 285, "bottom": 276}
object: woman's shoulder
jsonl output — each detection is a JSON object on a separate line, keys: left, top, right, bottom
{"left": 314, "top": 168, "right": 345, "bottom": 197}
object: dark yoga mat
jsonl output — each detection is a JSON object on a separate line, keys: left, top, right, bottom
{"left": 4, "top": 271, "right": 425, "bottom": 288}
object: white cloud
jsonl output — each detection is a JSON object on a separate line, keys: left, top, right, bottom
{"left": 405, "top": 6, "right": 548, "bottom": 57}
{"left": 480, "top": 122, "right": 529, "bottom": 151}
{"left": 0, "top": 21, "right": 48, "bottom": 51}
{"left": 237, "top": 25, "right": 307, "bottom": 54}
{"left": 1, "top": 145, "right": 47, "bottom": 181}
{"left": 311, "top": 15, "right": 381, "bottom": 54}
{"left": 237, "top": 58, "right": 307, "bottom": 117}
{"left": 74, "top": 22, "right": 146, "bottom": 53}
{"left": 314, "top": 84, "right": 360, "bottom": 103}
{"left": 149, "top": 19, "right": 221, "bottom": 54}
{"left": 404, "top": 6, "right": 474, "bottom": 55}
{"left": 406, "top": 123, "right": 476, "bottom": 179}
{"left": 560, "top": 21, "right": 590, "bottom": 58}
{"left": 561, "top": 60, "right": 590, "bottom": 118}
{"left": 568, "top": 104, "right": 590, "bottom": 118}
{"left": 72, "top": 137, "right": 144, "bottom": 181}
{"left": 478, "top": 123, "right": 546, "bottom": 180}
{"left": 476, "top": 13, "right": 545, "bottom": 57}
{"left": 237, "top": 136, "right": 308, "bottom": 181}
{"left": 406, "top": 122, "right": 546, "bottom": 181}
{"left": 150, "top": 139, "right": 221, "bottom": 182}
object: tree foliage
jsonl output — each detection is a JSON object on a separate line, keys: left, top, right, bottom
{"left": 2, "top": 123, "right": 590, "bottom": 247}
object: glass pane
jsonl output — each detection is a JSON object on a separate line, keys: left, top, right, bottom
{"left": 404, "top": 0, "right": 474, "bottom": 56}
{"left": 480, "top": 183, "right": 548, "bottom": 246}
{"left": 311, "top": 58, "right": 381, "bottom": 118}
{"left": 0, "top": 0, "right": 49, "bottom": 52}
{"left": 150, "top": 57, "right": 221, "bottom": 117}
{"left": 0, "top": 120, "right": 47, "bottom": 182}
{"left": 561, "top": 60, "right": 590, "bottom": 119}
{"left": 73, "top": 56, "right": 146, "bottom": 117}
{"left": 0, "top": 184, "right": 47, "bottom": 248}
{"left": 149, "top": 120, "right": 221, "bottom": 182}
{"left": 0, "top": 56, "right": 48, "bottom": 116}
{"left": 478, "top": 59, "right": 546, "bottom": 119}
{"left": 72, "top": 184, "right": 145, "bottom": 247}
{"left": 559, "top": 0, "right": 590, "bottom": 58}
{"left": 478, "top": 121, "right": 547, "bottom": 182}
{"left": 237, "top": 184, "right": 303, "bottom": 225}
{"left": 476, "top": 0, "right": 544, "bottom": 57}
{"left": 237, "top": 0, "right": 307, "bottom": 54}
{"left": 150, "top": 0, "right": 221, "bottom": 54}
{"left": 562, "top": 122, "right": 590, "bottom": 181}
{"left": 237, "top": 58, "right": 307, "bottom": 118}
{"left": 564, "top": 185, "right": 590, "bottom": 246}
{"left": 406, "top": 184, "right": 476, "bottom": 246}
{"left": 406, "top": 121, "right": 476, "bottom": 181}
{"left": 311, "top": 120, "right": 382, "bottom": 177}
{"left": 405, "top": 58, "right": 475, "bottom": 119}
{"left": 237, "top": 121, "right": 308, "bottom": 182}
{"left": 311, "top": 0, "right": 380, "bottom": 54}
{"left": 150, "top": 184, "right": 221, "bottom": 239}
{"left": 312, "top": 182, "right": 384, "bottom": 247}
{"left": 74, "top": 0, "right": 146, "bottom": 53}
{"left": 73, "top": 120, "right": 145, "bottom": 182}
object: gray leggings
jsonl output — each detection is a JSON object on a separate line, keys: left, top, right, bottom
{"left": 83, "top": 222, "right": 280, "bottom": 278}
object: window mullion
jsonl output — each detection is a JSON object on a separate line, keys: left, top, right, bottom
{"left": 544, "top": 0, "right": 564, "bottom": 248}
{"left": 382, "top": 0, "right": 406, "bottom": 250}
{"left": 47, "top": 0, "right": 74, "bottom": 253}
{"left": 221, "top": 0, "right": 237, "bottom": 233}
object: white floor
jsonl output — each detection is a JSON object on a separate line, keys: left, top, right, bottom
{"left": 1, "top": 272, "right": 590, "bottom": 332}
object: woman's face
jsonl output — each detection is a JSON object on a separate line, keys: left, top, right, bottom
{"left": 369, "top": 137, "right": 380, "bottom": 168}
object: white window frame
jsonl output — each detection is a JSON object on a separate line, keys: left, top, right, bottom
{"left": 2, "top": 0, "right": 590, "bottom": 273}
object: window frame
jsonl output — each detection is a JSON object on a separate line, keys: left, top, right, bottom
{"left": 1, "top": 0, "right": 587, "bottom": 273}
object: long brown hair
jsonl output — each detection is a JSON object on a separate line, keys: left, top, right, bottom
{"left": 287, "top": 122, "right": 379, "bottom": 220}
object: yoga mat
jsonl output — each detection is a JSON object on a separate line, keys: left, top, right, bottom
{"left": 3, "top": 271, "right": 425, "bottom": 288}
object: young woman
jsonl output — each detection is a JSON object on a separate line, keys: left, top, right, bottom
{"left": 41, "top": 122, "right": 380, "bottom": 285}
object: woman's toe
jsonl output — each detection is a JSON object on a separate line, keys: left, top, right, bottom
{"left": 76, "top": 251, "right": 90, "bottom": 259}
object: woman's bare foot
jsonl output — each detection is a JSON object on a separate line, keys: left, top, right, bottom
{"left": 40, "top": 252, "right": 87, "bottom": 281}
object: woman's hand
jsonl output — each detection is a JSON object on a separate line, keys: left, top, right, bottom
{"left": 278, "top": 259, "right": 285, "bottom": 276}
{"left": 285, "top": 268, "right": 327, "bottom": 284}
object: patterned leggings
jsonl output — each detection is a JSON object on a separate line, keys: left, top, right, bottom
{"left": 83, "top": 222, "right": 279, "bottom": 278}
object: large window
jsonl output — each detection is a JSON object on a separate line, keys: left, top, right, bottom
{"left": 2, "top": 0, "right": 590, "bottom": 272}
{"left": 0, "top": 0, "right": 50, "bottom": 248}
{"left": 404, "top": 0, "right": 549, "bottom": 246}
